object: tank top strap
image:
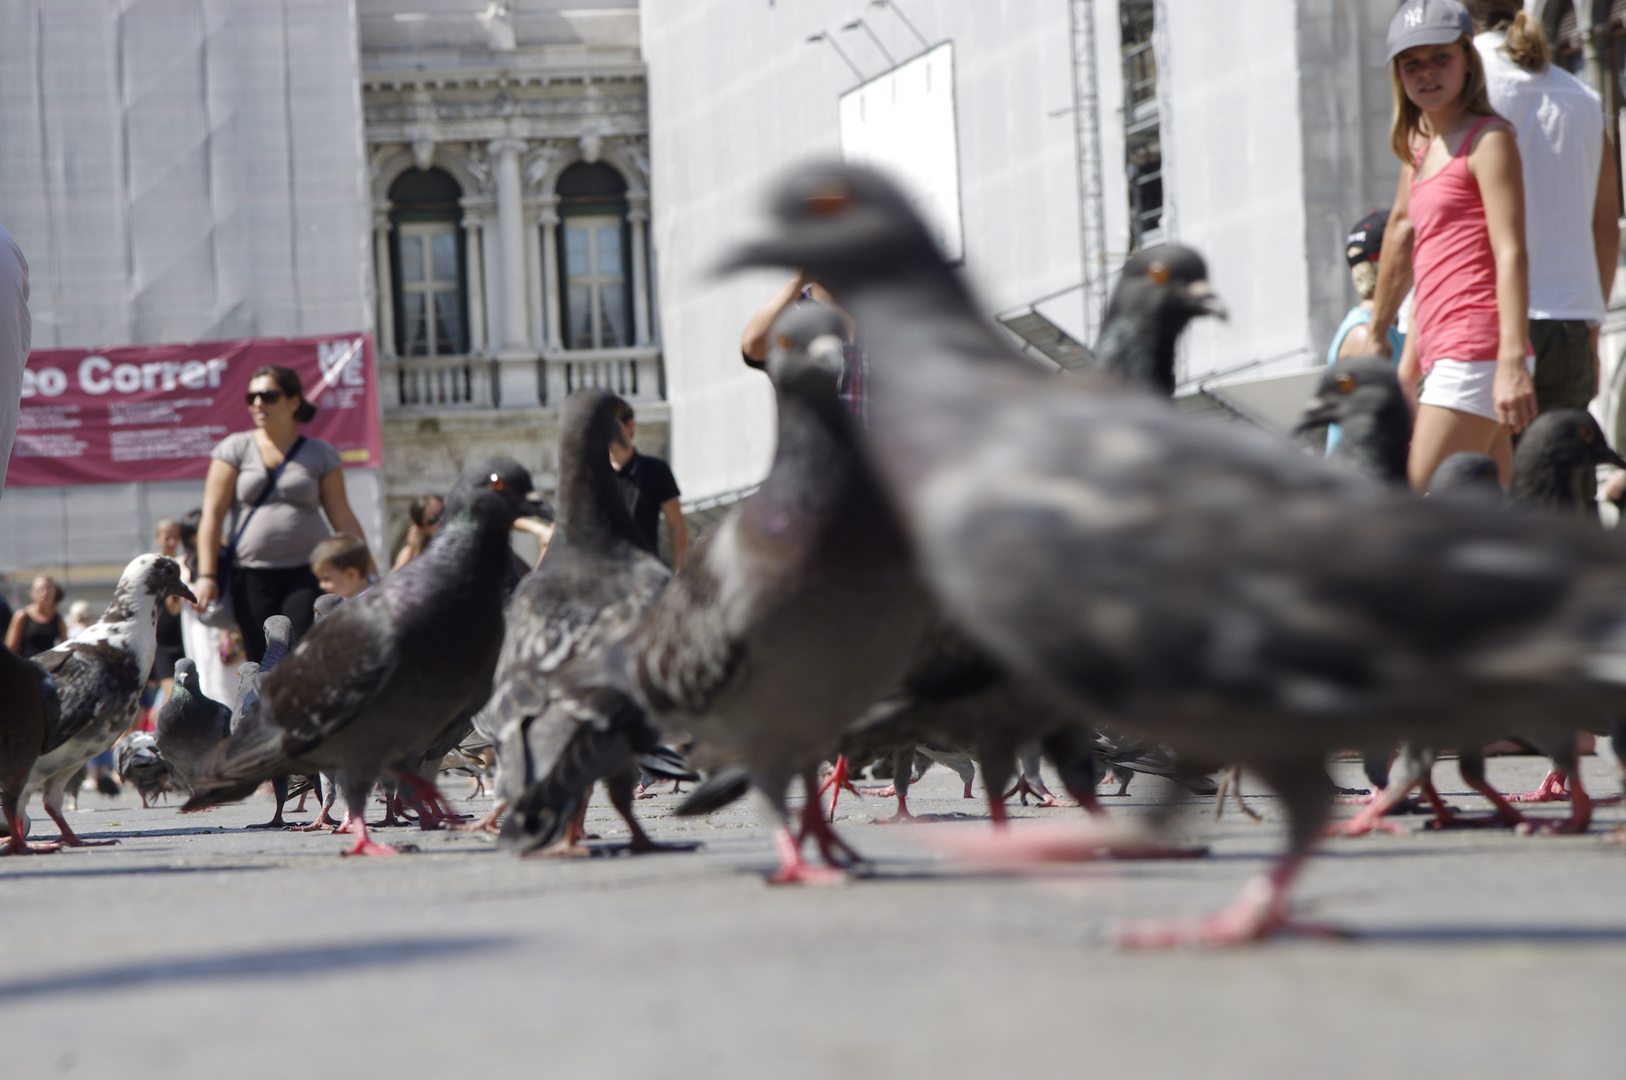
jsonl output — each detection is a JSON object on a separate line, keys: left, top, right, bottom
{"left": 1456, "top": 116, "right": 1499, "bottom": 156}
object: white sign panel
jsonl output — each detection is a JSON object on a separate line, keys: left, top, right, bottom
{"left": 838, "top": 42, "right": 964, "bottom": 263}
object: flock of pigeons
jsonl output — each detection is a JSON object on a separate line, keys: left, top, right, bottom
{"left": 6, "top": 162, "right": 1626, "bottom": 947}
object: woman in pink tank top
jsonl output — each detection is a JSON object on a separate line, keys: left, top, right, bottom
{"left": 1386, "top": 0, "right": 1533, "bottom": 490}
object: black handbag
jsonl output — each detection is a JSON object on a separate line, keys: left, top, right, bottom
{"left": 198, "top": 435, "right": 306, "bottom": 630}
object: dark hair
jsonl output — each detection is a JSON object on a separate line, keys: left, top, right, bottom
{"left": 250, "top": 365, "right": 317, "bottom": 423}
{"left": 612, "top": 398, "right": 635, "bottom": 425}
{"left": 178, "top": 508, "right": 202, "bottom": 570}
{"left": 309, "top": 534, "right": 371, "bottom": 576}
{"left": 408, "top": 493, "right": 444, "bottom": 529}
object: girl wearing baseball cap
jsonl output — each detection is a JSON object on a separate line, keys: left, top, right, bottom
{"left": 1385, "top": 0, "right": 1535, "bottom": 491}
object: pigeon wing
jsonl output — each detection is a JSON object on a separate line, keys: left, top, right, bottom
{"left": 32, "top": 642, "right": 142, "bottom": 754}
{"left": 255, "top": 597, "right": 401, "bottom": 756}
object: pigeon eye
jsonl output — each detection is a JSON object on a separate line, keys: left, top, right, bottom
{"left": 775, "top": 335, "right": 791, "bottom": 351}
{"left": 1580, "top": 428, "right": 1595, "bottom": 443}
{"left": 805, "top": 181, "right": 855, "bottom": 216}
{"left": 1147, "top": 262, "right": 1170, "bottom": 285}
{"left": 488, "top": 473, "right": 505, "bottom": 492}
{"left": 1336, "top": 375, "right": 1357, "bottom": 393}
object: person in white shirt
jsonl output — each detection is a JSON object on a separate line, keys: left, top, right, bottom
{"left": 1369, "top": 2, "right": 1619, "bottom": 418}
{"left": 0, "top": 223, "right": 29, "bottom": 496}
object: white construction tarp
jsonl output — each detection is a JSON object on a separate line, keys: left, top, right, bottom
{"left": 0, "top": 0, "right": 378, "bottom": 586}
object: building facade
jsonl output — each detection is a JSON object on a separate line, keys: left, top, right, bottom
{"left": 359, "top": 2, "right": 668, "bottom": 559}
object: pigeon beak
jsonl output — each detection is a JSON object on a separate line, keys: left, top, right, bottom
{"left": 522, "top": 490, "right": 555, "bottom": 522}
{"left": 1184, "top": 280, "right": 1227, "bottom": 320}
{"left": 1604, "top": 444, "right": 1626, "bottom": 470}
{"left": 714, "top": 237, "right": 799, "bottom": 276}
{"left": 170, "top": 581, "right": 198, "bottom": 604}
{"left": 1293, "top": 399, "right": 1337, "bottom": 435}
{"left": 806, "top": 334, "right": 847, "bottom": 379}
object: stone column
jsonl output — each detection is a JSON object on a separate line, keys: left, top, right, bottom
{"left": 489, "top": 137, "right": 540, "bottom": 407}
{"left": 461, "top": 212, "right": 486, "bottom": 356}
{"left": 490, "top": 137, "right": 533, "bottom": 358}
{"left": 628, "top": 194, "right": 651, "bottom": 347}
{"left": 525, "top": 206, "right": 545, "bottom": 353}
{"left": 539, "top": 196, "right": 563, "bottom": 352}
{"left": 373, "top": 208, "right": 396, "bottom": 357}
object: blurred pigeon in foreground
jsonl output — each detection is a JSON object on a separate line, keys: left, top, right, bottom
{"left": 18, "top": 555, "right": 193, "bottom": 847}
{"left": 724, "top": 161, "right": 1626, "bottom": 942}
{"left": 1296, "top": 355, "right": 1411, "bottom": 487}
{"left": 1092, "top": 245, "right": 1226, "bottom": 395}
{"left": 1429, "top": 453, "right": 1502, "bottom": 502}
{"left": 0, "top": 643, "right": 61, "bottom": 853}
{"left": 154, "top": 658, "right": 232, "bottom": 794}
{"left": 1510, "top": 409, "right": 1624, "bottom": 516}
{"left": 184, "top": 458, "right": 548, "bottom": 856}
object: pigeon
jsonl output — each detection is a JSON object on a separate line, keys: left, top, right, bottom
{"left": 313, "top": 593, "right": 344, "bottom": 622}
{"left": 487, "top": 390, "right": 678, "bottom": 855}
{"left": 526, "top": 304, "right": 934, "bottom": 881}
{"left": 18, "top": 554, "right": 194, "bottom": 846}
{"left": 0, "top": 643, "right": 61, "bottom": 854}
{"left": 1092, "top": 246, "right": 1227, "bottom": 395}
{"left": 234, "top": 616, "right": 310, "bottom": 830}
{"left": 1429, "top": 453, "right": 1503, "bottom": 502}
{"left": 183, "top": 457, "right": 548, "bottom": 856}
{"left": 114, "top": 731, "right": 178, "bottom": 807}
{"left": 1509, "top": 408, "right": 1625, "bottom": 515}
{"left": 1295, "top": 355, "right": 1411, "bottom": 486}
{"left": 723, "top": 161, "right": 1626, "bottom": 941}
{"left": 154, "top": 658, "right": 233, "bottom": 794}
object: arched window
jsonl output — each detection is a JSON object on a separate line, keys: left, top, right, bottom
{"left": 556, "top": 162, "right": 631, "bottom": 351}
{"left": 1551, "top": 0, "right": 1585, "bottom": 75}
{"left": 389, "top": 167, "right": 467, "bottom": 357}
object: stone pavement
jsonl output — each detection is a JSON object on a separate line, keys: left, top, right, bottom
{"left": 3, "top": 754, "right": 1625, "bottom": 1079}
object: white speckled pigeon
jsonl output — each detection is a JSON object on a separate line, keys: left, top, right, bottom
{"left": 114, "top": 730, "right": 178, "bottom": 807}
{"left": 184, "top": 457, "right": 548, "bottom": 856}
{"left": 19, "top": 555, "right": 194, "bottom": 847}
{"left": 723, "top": 161, "right": 1626, "bottom": 942}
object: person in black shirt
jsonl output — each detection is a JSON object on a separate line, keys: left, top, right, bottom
{"left": 608, "top": 398, "right": 687, "bottom": 569}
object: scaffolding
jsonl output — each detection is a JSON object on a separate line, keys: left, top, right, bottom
{"left": 1068, "top": 0, "right": 1110, "bottom": 344}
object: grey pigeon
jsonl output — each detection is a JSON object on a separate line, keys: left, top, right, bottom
{"left": 1092, "top": 245, "right": 1227, "bottom": 394}
{"left": 1429, "top": 453, "right": 1502, "bottom": 502}
{"left": 244, "top": 615, "right": 322, "bottom": 830}
{"left": 114, "top": 731, "right": 178, "bottom": 807}
{"left": 313, "top": 593, "right": 345, "bottom": 622}
{"left": 0, "top": 643, "right": 61, "bottom": 853}
{"left": 1296, "top": 355, "right": 1411, "bottom": 486}
{"left": 488, "top": 390, "right": 677, "bottom": 854}
{"left": 723, "top": 161, "right": 1626, "bottom": 941}
{"left": 184, "top": 458, "right": 547, "bottom": 856}
{"left": 524, "top": 304, "right": 933, "bottom": 881}
{"left": 1509, "top": 408, "right": 1625, "bottom": 515}
{"left": 19, "top": 555, "right": 194, "bottom": 847}
{"left": 154, "top": 658, "right": 232, "bottom": 794}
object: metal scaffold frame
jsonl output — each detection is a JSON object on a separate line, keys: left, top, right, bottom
{"left": 1069, "top": 0, "right": 1110, "bottom": 344}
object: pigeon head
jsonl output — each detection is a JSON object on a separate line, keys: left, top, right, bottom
{"left": 313, "top": 593, "right": 344, "bottom": 622}
{"left": 766, "top": 303, "right": 849, "bottom": 399}
{"left": 445, "top": 456, "right": 547, "bottom": 530}
{"left": 1429, "top": 452, "right": 1503, "bottom": 503}
{"left": 1092, "top": 245, "right": 1226, "bottom": 396}
{"left": 104, "top": 554, "right": 196, "bottom": 624}
{"left": 1295, "top": 356, "right": 1405, "bottom": 433}
{"left": 261, "top": 616, "right": 294, "bottom": 671}
{"left": 173, "top": 657, "right": 200, "bottom": 693}
{"left": 719, "top": 161, "right": 947, "bottom": 285}
{"left": 1509, "top": 408, "right": 1626, "bottom": 514}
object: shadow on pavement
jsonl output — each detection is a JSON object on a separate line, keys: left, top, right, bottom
{"left": 0, "top": 863, "right": 275, "bottom": 882}
{"left": 0, "top": 935, "right": 515, "bottom": 1002}
{"left": 1353, "top": 925, "right": 1626, "bottom": 944}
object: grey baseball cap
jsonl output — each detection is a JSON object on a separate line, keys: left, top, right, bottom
{"left": 1387, "top": 0, "right": 1473, "bottom": 63}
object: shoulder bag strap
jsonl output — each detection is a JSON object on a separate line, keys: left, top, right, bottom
{"left": 229, "top": 435, "right": 307, "bottom": 547}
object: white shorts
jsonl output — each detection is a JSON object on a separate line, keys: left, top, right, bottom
{"left": 1417, "top": 357, "right": 1535, "bottom": 422}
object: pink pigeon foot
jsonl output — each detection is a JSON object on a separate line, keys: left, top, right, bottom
{"left": 1509, "top": 770, "right": 1570, "bottom": 804}
{"left": 1115, "top": 864, "right": 1346, "bottom": 948}
{"left": 1, "top": 812, "right": 59, "bottom": 855}
{"left": 767, "top": 825, "right": 847, "bottom": 885}
{"left": 43, "top": 805, "right": 116, "bottom": 847}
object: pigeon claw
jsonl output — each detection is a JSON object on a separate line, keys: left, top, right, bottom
{"left": 341, "top": 837, "right": 398, "bottom": 857}
{"left": 1508, "top": 770, "right": 1570, "bottom": 803}
{"left": 1115, "top": 874, "right": 1349, "bottom": 948}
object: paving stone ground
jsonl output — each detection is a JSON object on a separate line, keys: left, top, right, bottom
{"left": 3, "top": 753, "right": 1625, "bottom": 1079}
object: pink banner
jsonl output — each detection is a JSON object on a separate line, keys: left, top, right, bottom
{"left": 8, "top": 334, "right": 382, "bottom": 487}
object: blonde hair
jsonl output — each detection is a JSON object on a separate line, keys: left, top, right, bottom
{"left": 1390, "top": 34, "right": 1499, "bottom": 165}
{"left": 1464, "top": 2, "right": 1550, "bottom": 71}
{"left": 1351, "top": 260, "right": 1378, "bottom": 301}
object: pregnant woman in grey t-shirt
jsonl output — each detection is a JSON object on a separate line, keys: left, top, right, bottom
{"left": 192, "top": 364, "right": 371, "bottom": 662}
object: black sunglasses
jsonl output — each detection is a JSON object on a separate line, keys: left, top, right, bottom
{"left": 423, "top": 511, "right": 443, "bottom": 527}
{"left": 245, "top": 389, "right": 285, "bottom": 405}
